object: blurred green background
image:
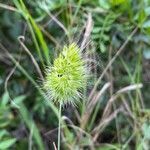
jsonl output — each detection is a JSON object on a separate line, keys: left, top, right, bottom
{"left": 0, "top": 0, "right": 150, "bottom": 150}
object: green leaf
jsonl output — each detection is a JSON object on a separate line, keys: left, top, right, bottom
{"left": 0, "top": 120, "right": 10, "bottom": 128}
{"left": 0, "top": 138, "right": 16, "bottom": 149}
{"left": 13, "top": 0, "right": 50, "bottom": 65}
{"left": 93, "top": 27, "right": 101, "bottom": 33}
{"left": 143, "top": 49, "right": 150, "bottom": 59}
{"left": 96, "top": 143, "right": 120, "bottom": 150}
{"left": 143, "top": 20, "right": 150, "bottom": 28}
{"left": 142, "top": 122, "right": 150, "bottom": 140}
{"left": 1, "top": 92, "right": 9, "bottom": 107}
{"left": 11, "top": 95, "right": 26, "bottom": 106}
{"left": 18, "top": 103, "right": 45, "bottom": 150}
{"left": 138, "top": 9, "right": 147, "bottom": 27}
{"left": 110, "top": 0, "right": 125, "bottom": 6}
{"left": 79, "top": 137, "right": 91, "bottom": 146}
{"left": 100, "top": 42, "right": 106, "bottom": 53}
{"left": 0, "top": 130, "right": 8, "bottom": 139}
{"left": 145, "top": 7, "right": 150, "bottom": 16}
{"left": 99, "top": 0, "right": 110, "bottom": 9}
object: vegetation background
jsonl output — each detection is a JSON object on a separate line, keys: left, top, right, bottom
{"left": 0, "top": 0, "right": 150, "bottom": 149}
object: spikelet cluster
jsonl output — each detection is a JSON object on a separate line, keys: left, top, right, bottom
{"left": 44, "top": 43, "right": 86, "bottom": 105}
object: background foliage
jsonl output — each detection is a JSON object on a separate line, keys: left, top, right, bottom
{"left": 0, "top": 0, "right": 150, "bottom": 149}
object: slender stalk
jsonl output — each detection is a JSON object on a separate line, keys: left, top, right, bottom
{"left": 58, "top": 102, "right": 62, "bottom": 150}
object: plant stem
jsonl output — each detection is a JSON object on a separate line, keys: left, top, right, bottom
{"left": 58, "top": 102, "right": 62, "bottom": 150}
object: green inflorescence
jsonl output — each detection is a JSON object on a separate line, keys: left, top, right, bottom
{"left": 44, "top": 43, "right": 86, "bottom": 105}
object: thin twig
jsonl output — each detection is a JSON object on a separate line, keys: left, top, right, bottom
{"left": 53, "top": 142, "right": 57, "bottom": 150}
{"left": 116, "top": 84, "right": 143, "bottom": 94}
{"left": 46, "top": 11, "right": 68, "bottom": 35}
{"left": 39, "top": 26, "right": 60, "bottom": 48}
{"left": 81, "top": 13, "right": 93, "bottom": 51}
{"left": 58, "top": 103, "right": 62, "bottom": 150}
{"left": 0, "top": 43, "right": 20, "bottom": 108}
{"left": 88, "top": 27, "right": 138, "bottom": 101}
{"left": 87, "top": 82, "right": 111, "bottom": 109}
{"left": 92, "top": 83, "right": 143, "bottom": 142}
{"left": 28, "top": 123, "right": 34, "bottom": 150}
{"left": 92, "top": 107, "right": 124, "bottom": 142}
{"left": 18, "top": 36, "right": 44, "bottom": 81}
{"left": 0, "top": 3, "right": 19, "bottom": 12}
{"left": 4, "top": 64, "right": 20, "bottom": 108}
{"left": 81, "top": 82, "right": 110, "bottom": 129}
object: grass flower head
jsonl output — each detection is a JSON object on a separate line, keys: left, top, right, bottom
{"left": 44, "top": 43, "right": 86, "bottom": 105}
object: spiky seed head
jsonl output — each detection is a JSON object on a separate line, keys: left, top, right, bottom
{"left": 43, "top": 43, "right": 86, "bottom": 105}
